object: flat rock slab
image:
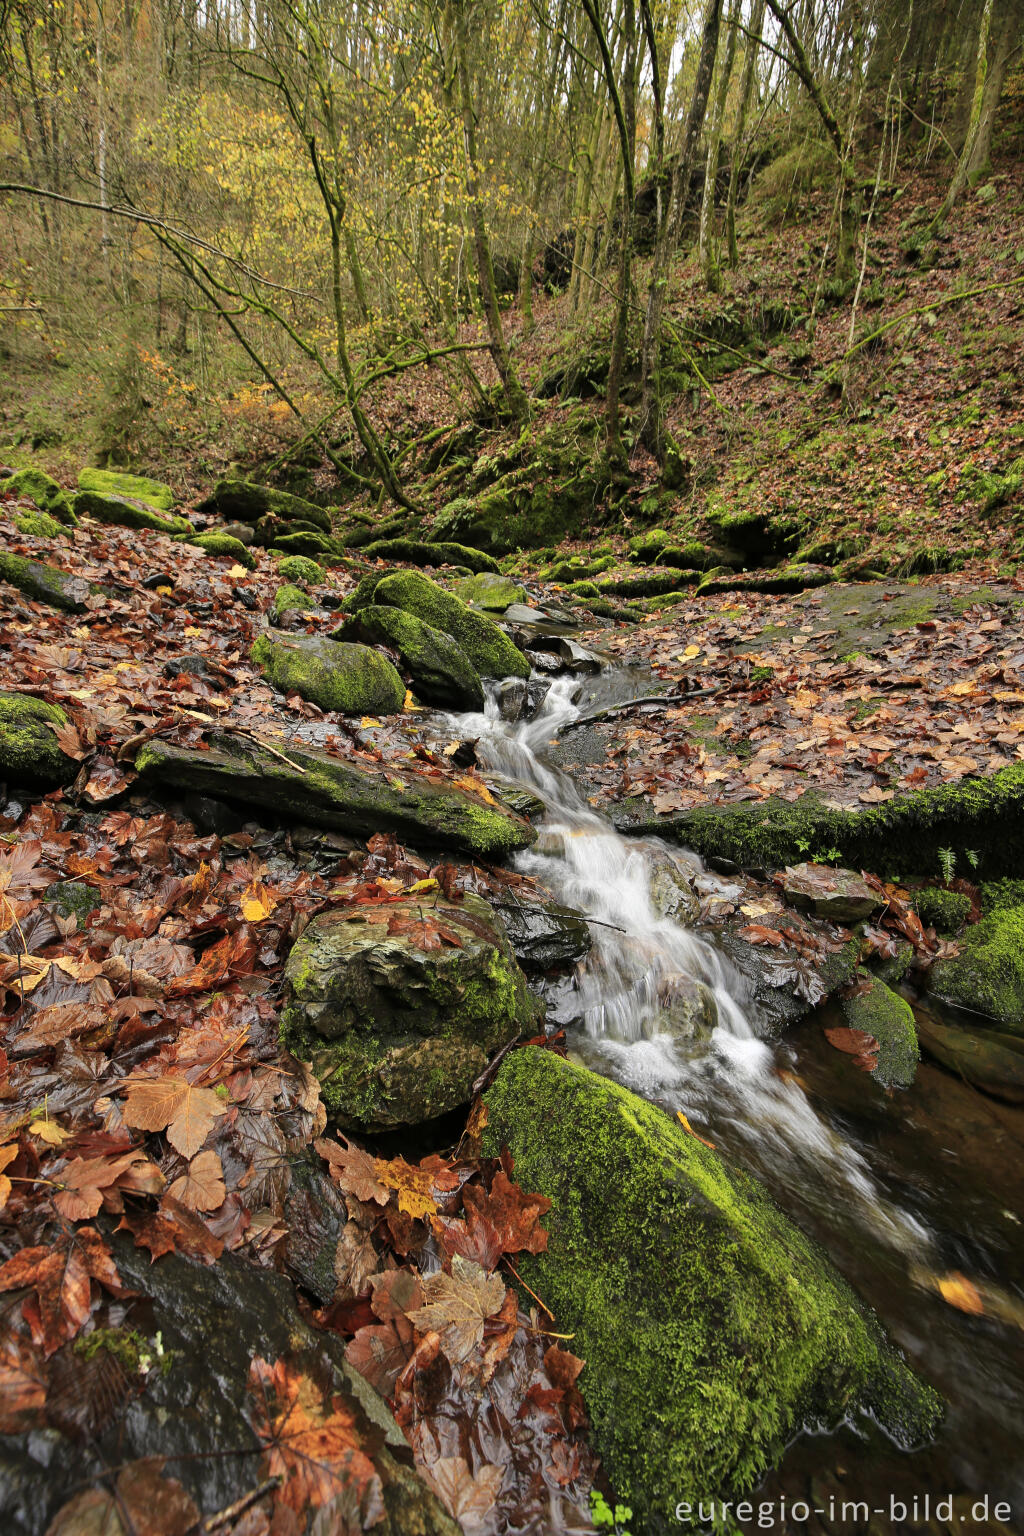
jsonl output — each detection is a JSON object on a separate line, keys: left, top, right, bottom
{"left": 781, "top": 862, "right": 884, "bottom": 922}
{"left": 134, "top": 729, "right": 536, "bottom": 859}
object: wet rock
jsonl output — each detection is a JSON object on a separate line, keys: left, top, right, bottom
{"left": 928, "top": 904, "right": 1024, "bottom": 1032}
{"left": 915, "top": 1007, "right": 1024, "bottom": 1102}
{"left": 527, "top": 678, "right": 552, "bottom": 716}
{"left": 282, "top": 892, "right": 541, "bottom": 1129}
{"left": 374, "top": 570, "right": 530, "bottom": 680}
{"left": 187, "top": 531, "right": 256, "bottom": 568}
{"left": 78, "top": 466, "right": 174, "bottom": 512}
{"left": 162, "top": 653, "right": 229, "bottom": 685}
{"left": 481, "top": 1046, "right": 942, "bottom": 1531}
{"left": 251, "top": 630, "right": 405, "bottom": 715}
{"left": 650, "top": 975, "right": 718, "bottom": 1042}
{"left": 0, "top": 551, "right": 93, "bottom": 612}
{"left": 498, "top": 677, "right": 529, "bottom": 721}
{"left": 840, "top": 974, "right": 919, "bottom": 1089}
{"left": 334, "top": 604, "right": 485, "bottom": 711}
{"left": 781, "top": 863, "right": 883, "bottom": 923}
{"left": 201, "top": 477, "right": 333, "bottom": 531}
{"left": 0, "top": 691, "right": 78, "bottom": 786}
{"left": 648, "top": 853, "right": 699, "bottom": 925}
{"left": 135, "top": 730, "right": 535, "bottom": 858}
{"left": 219, "top": 519, "right": 256, "bottom": 545}
{"left": 525, "top": 648, "right": 563, "bottom": 673}
{"left": 502, "top": 602, "right": 551, "bottom": 625}
{"left": 4, "top": 466, "right": 77, "bottom": 525}
{"left": 717, "top": 929, "right": 861, "bottom": 1036}
{"left": 526, "top": 635, "right": 604, "bottom": 674}
{"left": 496, "top": 899, "right": 592, "bottom": 972}
{"left": 0, "top": 1234, "right": 459, "bottom": 1536}
{"left": 272, "top": 582, "right": 315, "bottom": 622}
{"left": 488, "top": 779, "right": 546, "bottom": 820}
{"left": 74, "top": 488, "right": 189, "bottom": 536}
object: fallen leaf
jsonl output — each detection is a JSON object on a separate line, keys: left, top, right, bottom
{"left": 408, "top": 1254, "right": 507, "bottom": 1365}
{"left": 122, "top": 1075, "right": 228, "bottom": 1158}
{"left": 166, "top": 1149, "right": 226, "bottom": 1212}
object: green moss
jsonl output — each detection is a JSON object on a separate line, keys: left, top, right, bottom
{"left": 207, "top": 478, "right": 333, "bottom": 532}
{"left": 274, "top": 554, "right": 325, "bottom": 585}
{"left": 273, "top": 583, "right": 315, "bottom": 619}
{"left": 374, "top": 570, "right": 529, "bottom": 680}
{"left": 335, "top": 604, "right": 484, "bottom": 711}
{"left": 452, "top": 572, "right": 527, "bottom": 611}
{"left": 13, "top": 509, "right": 65, "bottom": 540}
{"left": 360, "top": 537, "right": 500, "bottom": 575}
{"left": 628, "top": 528, "right": 675, "bottom": 562}
{"left": 187, "top": 532, "right": 256, "bottom": 568}
{"left": 929, "top": 905, "right": 1024, "bottom": 1031}
{"left": 252, "top": 631, "right": 405, "bottom": 715}
{"left": 45, "top": 879, "right": 102, "bottom": 921}
{"left": 840, "top": 974, "right": 919, "bottom": 1088}
{"left": 980, "top": 878, "right": 1024, "bottom": 914}
{"left": 74, "top": 489, "right": 189, "bottom": 535}
{"left": 5, "top": 467, "right": 77, "bottom": 525}
{"left": 269, "top": 530, "right": 337, "bottom": 560}
{"left": 697, "top": 564, "right": 834, "bottom": 597}
{"left": 617, "top": 762, "right": 1024, "bottom": 880}
{"left": 914, "top": 887, "right": 972, "bottom": 934}
{"left": 77, "top": 467, "right": 174, "bottom": 512}
{"left": 481, "top": 1048, "right": 941, "bottom": 1529}
{"left": 565, "top": 580, "right": 601, "bottom": 597}
{"left": 347, "top": 573, "right": 385, "bottom": 612}
{"left": 0, "top": 551, "right": 91, "bottom": 613}
{"left": 597, "top": 571, "right": 696, "bottom": 598}
{"left": 0, "top": 692, "right": 76, "bottom": 786}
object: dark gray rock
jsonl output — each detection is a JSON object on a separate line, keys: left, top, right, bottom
{"left": 497, "top": 898, "right": 593, "bottom": 972}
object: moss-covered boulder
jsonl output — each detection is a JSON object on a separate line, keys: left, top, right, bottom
{"left": 360, "top": 538, "right": 500, "bottom": 575}
{"left": 596, "top": 570, "right": 698, "bottom": 599}
{"left": 453, "top": 572, "right": 528, "bottom": 612}
{"left": 282, "top": 893, "right": 540, "bottom": 1130}
{"left": 274, "top": 554, "right": 324, "bottom": 585}
{"left": 272, "top": 583, "right": 315, "bottom": 621}
{"left": 0, "top": 551, "right": 92, "bottom": 612}
{"left": 839, "top": 974, "right": 919, "bottom": 1089}
{"left": 929, "top": 905, "right": 1024, "bottom": 1031}
{"left": 480, "top": 1048, "right": 940, "bottom": 1529}
{"left": 5, "top": 467, "right": 76, "bottom": 526}
{"left": 77, "top": 467, "right": 174, "bottom": 512}
{"left": 135, "top": 730, "right": 535, "bottom": 858}
{"left": 696, "top": 564, "right": 834, "bottom": 597}
{"left": 187, "top": 531, "right": 256, "bottom": 568}
{"left": 251, "top": 631, "right": 405, "bottom": 715}
{"left": 74, "top": 488, "right": 189, "bottom": 535}
{"left": 335, "top": 605, "right": 484, "bottom": 711}
{"left": 203, "top": 478, "right": 333, "bottom": 531}
{"left": 13, "top": 509, "right": 66, "bottom": 540}
{"left": 374, "top": 571, "right": 530, "bottom": 680}
{"left": 347, "top": 572, "right": 385, "bottom": 613}
{"left": 269, "top": 530, "right": 338, "bottom": 560}
{"left": 0, "top": 692, "right": 77, "bottom": 786}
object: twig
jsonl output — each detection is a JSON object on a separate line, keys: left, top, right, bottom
{"left": 204, "top": 1477, "right": 282, "bottom": 1531}
{"left": 502, "top": 1257, "right": 555, "bottom": 1319}
{"left": 224, "top": 726, "right": 308, "bottom": 776}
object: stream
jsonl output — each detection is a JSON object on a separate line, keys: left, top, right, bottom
{"left": 443, "top": 670, "right": 1024, "bottom": 1532}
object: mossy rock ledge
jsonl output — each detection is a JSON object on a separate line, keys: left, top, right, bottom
{"left": 334, "top": 604, "right": 485, "bottom": 712}
{"left": 0, "top": 692, "right": 77, "bottom": 786}
{"left": 282, "top": 892, "right": 541, "bottom": 1130}
{"left": 374, "top": 570, "right": 530, "bottom": 680}
{"left": 615, "top": 764, "right": 1024, "bottom": 880}
{"left": 0, "top": 551, "right": 94, "bottom": 613}
{"left": 4, "top": 467, "right": 77, "bottom": 525}
{"left": 74, "top": 488, "right": 189, "bottom": 536}
{"left": 203, "top": 477, "right": 333, "bottom": 532}
{"left": 481, "top": 1047, "right": 942, "bottom": 1531}
{"left": 360, "top": 537, "right": 501, "bottom": 575}
{"left": 251, "top": 631, "right": 405, "bottom": 715}
{"left": 134, "top": 730, "right": 535, "bottom": 859}
{"left": 77, "top": 466, "right": 175, "bottom": 513}
{"left": 840, "top": 973, "right": 919, "bottom": 1089}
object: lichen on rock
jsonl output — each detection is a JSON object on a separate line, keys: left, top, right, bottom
{"left": 251, "top": 631, "right": 405, "bottom": 715}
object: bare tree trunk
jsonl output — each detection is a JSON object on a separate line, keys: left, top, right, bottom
{"left": 698, "top": 0, "right": 739, "bottom": 291}
{"left": 726, "top": 0, "right": 765, "bottom": 267}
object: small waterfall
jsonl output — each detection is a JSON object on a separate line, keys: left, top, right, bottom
{"left": 449, "top": 676, "right": 931, "bottom": 1257}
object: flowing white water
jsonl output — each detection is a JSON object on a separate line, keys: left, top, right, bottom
{"left": 451, "top": 676, "right": 931, "bottom": 1256}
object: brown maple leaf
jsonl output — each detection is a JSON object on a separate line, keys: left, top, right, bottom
{"left": 408, "top": 1255, "right": 507, "bottom": 1365}
{"left": 117, "top": 1196, "right": 225, "bottom": 1264}
{"left": 53, "top": 1149, "right": 165, "bottom": 1221}
{"left": 122, "top": 1074, "right": 228, "bottom": 1158}
{"left": 423, "top": 1456, "right": 504, "bottom": 1529}
{"left": 0, "top": 1227, "right": 131, "bottom": 1355}
{"left": 166, "top": 1149, "right": 226, "bottom": 1212}
{"left": 462, "top": 1170, "right": 551, "bottom": 1259}
{"left": 248, "top": 1355, "right": 383, "bottom": 1515}
{"left": 315, "top": 1135, "right": 390, "bottom": 1205}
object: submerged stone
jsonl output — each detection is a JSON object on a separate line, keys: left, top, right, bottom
{"left": 915, "top": 1008, "right": 1024, "bottom": 1102}
{"left": 77, "top": 466, "right": 175, "bottom": 512}
{"left": 929, "top": 905, "right": 1024, "bottom": 1032}
{"left": 0, "top": 692, "right": 77, "bottom": 786}
{"left": 840, "top": 974, "right": 919, "bottom": 1089}
{"left": 650, "top": 974, "right": 718, "bottom": 1042}
{"left": 374, "top": 570, "right": 530, "bottom": 680}
{"left": 334, "top": 604, "right": 484, "bottom": 712}
{"left": 282, "top": 892, "right": 540, "bottom": 1129}
{"left": 251, "top": 631, "right": 405, "bottom": 715}
{"left": 481, "top": 1047, "right": 941, "bottom": 1530}
{"left": 134, "top": 730, "right": 535, "bottom": 858}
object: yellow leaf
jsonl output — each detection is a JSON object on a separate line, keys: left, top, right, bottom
{"left": 184, "top": 625, "right": 202, "bottom": 638}
{"left": 452, "top": 774, "right": 498, "bottom": 805}
{"left": 677, "top": 1110, "right": 716, "bottom": 1149}
{"left": 29, "top": 1118, "right": 72, "bottom": 1146}
{"left": 408, "top": 878, "right": 439, "bottom": 894}
{"left": 938, "top": 1271, "right": 984, "bottom": 1315}
{"left": 360, "top": 717, "right": 382, "bottom": 729}
{"left": 228, "top": 564, "right": 248, "bottom": 578}
{"left": 403, "top": 690, "right": 423, "bottom": 712}
{"left": 680, "top": 645, "right": 701, "bottom": 659}
{"left": 241, "top": 881, "right": 277, "bottom": 923}
{"left": 0, "top": 1143, "right": 18, "bottom": 1210}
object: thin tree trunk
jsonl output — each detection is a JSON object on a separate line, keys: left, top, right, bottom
{"left": 726, "top": 0, "right": 765, "bottom": 267}
{"left": 699, "top": 0, "right": 739, "bottom": 291}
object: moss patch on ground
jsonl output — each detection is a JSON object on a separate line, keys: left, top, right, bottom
{"left": 481, "top": 1047, "right": 941, "bottom": 1530}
